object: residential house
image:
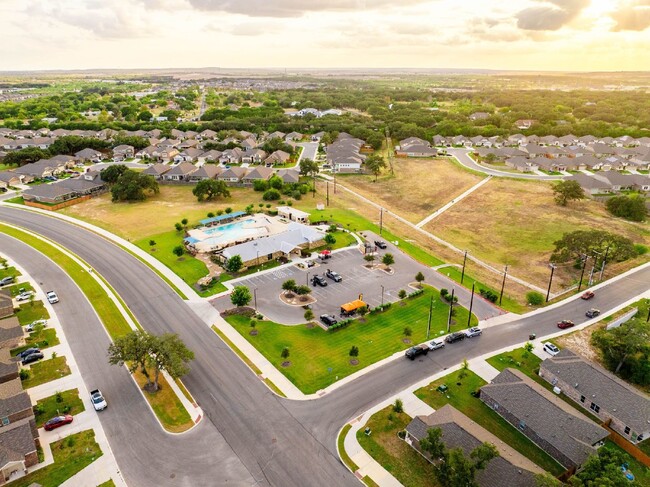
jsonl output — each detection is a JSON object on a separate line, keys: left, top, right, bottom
{"left": 48, "top": 154, "right": 77, "bottom": 168}
{"left": 112, "top": 145, "right": 134, "bottom": 161}
{"left": 177, "top": 139, "right": 200, "bottom": 150}
{"left": 157, "top": 147, "right": 180, "bottom": 164}
{"left": 505, "top": 157, "right": 540, "bottom": 173}
{"left": 593, "top": 171, "right": 634, "bottom": 191}
{"left": 631, "top": 175, "right": 650, "bottom": 192}
{"left": 405, "top": 404, "right": 544, "bottom": 487}
{"left": 198, "top": 150, "right": 223, "bottom": 164}
{"left": 218, "top": 166, "right": 247, "bottom": 184}
{"left": 0, "top": 292, "right": 11, "bottom": 320}
{"left": 188, "top": 165, "right": 221, "bottom": 182}
{"left": 275, "top": 169, "right": 300, "bottom": 184}
{"left": 241, "top": 166, "right": 274, "bottom": 185}
{"left": 135, "top": 146, "right": 158, "bottom": 160}
{"left": 241, "top": 149, "right": 267, "bottom": 165}
{"left": 142, "top": 163, "right": 171, "bottom": 180}
{"left": 480, "top": 368, "right": 609, "bottom": 469}
{"left": 0, "top": 350, "right": 18, "bottom": 385}
{"left": 0, "top": 379, "right": 35, "bottom": 429}
{"left": 311, "top": 131, "right": 325, "bottom": 142}
{"left": 57, "top": 177, "right": 105, "bottom": 197}
{"left": 74, "top": 148, "right": 103, "bottom": 163}
{"left": 395, "top": 137, "right": 438, "bottom": 157}
{"left": 220, "top": 148, "right": 244, "bottom": 165}
{"left": 327, "top": 135, "right": 366, "bottom": 173}
{"left": 267, "top": 131, "right": 286, "bottom": 140}
{"left": 432, "top": 135, "right": 448, "bottom": 147}
{"left": 539, "top": 349, "right": 650, "bottom": 443}
{"left": 567, "top": 173, "right": 613, "bottom": 195}
{"left": 514, "top": 119, "right": 535, "bottom": 130}
{"left": 0, "top": 318, "right": 21, "bottom": 350}
{"left": 240, "top": 137, "right": 258, "bottom": 151}
{"left": 285, "top": 132, "right": 302, "bottom": 142}
{"left": 0, "top": 419, "right": 39, "bottom": 484}
{"left": 0, "top": 172, "right": 25, "bottom": 189}
{"left": 264, "top": 150, "right": 291, "bottom": 166}
{"left": 173, "top": 148, "right": 203, "bottom": 164}
{"left": 13, "top": 161, "right": 59, "bottom": 179}
{"left": 22, "top": 184, "right": 77, "bottom": 204}
{"left": 162, "top": 162, "right": 198, "bottom": 182}
{"left": 198, "top": 129, "right": 217, "bottom": 140}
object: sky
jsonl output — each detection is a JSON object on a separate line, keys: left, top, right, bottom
{"left": 2, "top": 0, "right": 650, "bottom": 71}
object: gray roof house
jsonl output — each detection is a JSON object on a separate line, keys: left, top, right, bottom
{"left": 22, "top": 184, "right": 77, "bottom": 204}
{"left": 480, "top": 368, "right": 609, "bottom": 469}
{"left": 0, "top": 419, "right": 39, "bottom": 483}
{"left": 218, "top": 166, "right": 247, "bottom": 183}
{"left": 405, "top": 404, "right": 544, "bottom": 487}
{"left": 188, "top": 165, "right": 221, "bottom": 182}
{"left": 74, "top": 148, "right": 103, "bottom": 163}
{"left": 539, "top": 349, "right": 650, "bottom": 443}
{"left": 0, "top": 317, "right": 24, "bottom": 349}
{"left": 0, "top": 291, "right": 12, "bottom": 320}
{"left": 275, "top": 169, "right": 300, "bottom": 184}
{"left": 142, "top": 163, "right": 171, "bottom": 180}
{"left": 566, "top": 173, "right": 613, "bottom": 195}
{"left": 162, "top": 162, "right": 198, "bottom": 182}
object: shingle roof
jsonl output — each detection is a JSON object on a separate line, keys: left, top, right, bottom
{"left": 0, "top": 419, "right": 37, "bottom": 468}
{"left": 540, "top": 349, "right": 650, "bottom": 435}
{"left": 23, "top": 184, "right": 76, "bottom": 200}
{"left": 0, "top": 317, "right": 22, "bottom": 346}
{"left": 142, "top": 163, "right": 171, "bottom": 176}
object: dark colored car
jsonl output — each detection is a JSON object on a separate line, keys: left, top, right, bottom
{"left": 21, "top": 352, "right": 44, "bottom": 365}
{"left": 18, "top": 347, "right": 41, "bottom": 359}
{"left": 581, "top": 291, "right": 595, "bottom": 300}
{"left": 586, "top": 308, "right": 601, "bottom": 318}
{"left": 0, "top": 276, "right": 14, "bottom": 286}
{"left": 312, "top": 275, "right": 328, "bottom": 287}
{"left": 557, "top": 320, "right": 575, "bottom": 329}
{"left": 325, "top": 269, "right": 342, "bottom": 282}
{"left": 320, "top": 314, "right": 338, "bottom": 326}
{"left": 405, "top": 345, "right": 429, "bottom": 360}
{"left": 44, "top": 414, "right": 74, "bottom": 431}
{"left": 445, "top": 332, "right": 466, "bottom": 344}
{"left": 374, "top": 240, "right": 387, "bottom": 249}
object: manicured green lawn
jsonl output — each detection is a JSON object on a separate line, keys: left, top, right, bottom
{"left": 97, "top": 481, "right": 116, "bottom": 487}
{"left": 602, "top": 440, "right": 650, "bottom": 486}
{"left": 34, "top": 389, "right": 85, "bottom": 428}
{"left": 0, "top": 266, "right": 21, "bottom": 279}
{"left": 357, "top": 406, "right": 439, "bottom": 487}
{"left": 415, "top": 369, "right": 565, "bottom": 475}
{"left": 310, "top": 230, "right": 358, "bottom": 252}
{"left": 12, "top": 328, "right": 59, "bottom": 357}
{"left": 15, "top": 301, "right": 50, "bottom": 325}
{"left": 10, "top": 430, "right": 102, "bottom": 487}
{"left": 486, "top": 347, "right": 541, "bottom": 380}
{"left": 21, "top": 356, "right": 72, "bottom": 389}
{"left": 226, "top": 286, "right": 477, "bottom": 393}
{"left": 4, "top": 281, "right": 34, "bottom": 297}
{"left": 3, "top": 196, "right": 24, "bottom": 204}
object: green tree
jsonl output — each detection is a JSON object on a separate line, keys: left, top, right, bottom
{"left": 324, "top": 233, "right": 336, "bottom": 246}
{"left": 535, "top": 473, "right": 563, "bottom": 487}
{"left": 193, "top": 179, "right": 231, "bottom": 202}
{"left": 172, "top": 245, "right": 185, "bottom": 257}
{"left": 145, "top": 333, "right": 194, "bottom": 392}
{"left": 230, "top": 285, "right": 252, "bottom": 307}
{"left": 268, "top": 175, "right": 283, "bottom": 190}
{"left": 100, "top": 164, "right": 128, "bottom": 184}
{"left": 551, "top": 230, "right": 636, "bottom": 264}
{"left": 138, "top": 110, "right": 153, "bottom": 121}
{"left": 299, "top": 158, "right": 319, "bottom": 177}
{"left": 226, "top": 255, "right": 243, "bottom": 273}
{"left": 553, "top": 180, "right": 585, "bottom": 206}
{"left": 181, "top": 218, "right": 188, "bottom": 227}
{"left": 3, "top": 147, "right": 49, "bottom": 166}
{"left": 398, "top": 289, "right": 407, "bottom": 299}
{"left": 569, "top": 446, "right": 636, "bottom": 487}
{"left": 294, "top": 285, "right": 311, "bottom": 295}
{"left": 263, "top": 189, "right": 281, "bottom": 201}
{"left": 523, "top": 342, "right": 534, "bottom": 358}
{"left": 526, "top": 291, "right": 544, "bottom": 306}
{"left": 110, "top": 170, "right": 159, "bottom": 202}
{"left": 174, "top": 222, "right": 183, "bottom": 232}
{"left": 458, "top": 358, "right": 470, "bottom": 380}
{"left": 304, "top": 309, "right": 314, "bottom": 322}
{"left": 281, "top": 347, "right": 290, "bottom": 360}
{"left": 349, "top": 345, "right": 359, "bottom": 358}
{"left": 365, "top": 154, "right": 387, "bottom": 182}
{"left": 403, "top": 326, "right": 412, "bottom": 337}
{"left": 591, "top": 318, "right": 650, "bottom": 376}
{"left": 393, "top": 398, "right": 403, "bottom": 413}
{"left": 148, "top": 240, "right": 156, "bottom": 248}
{"left": 415, "top": 272, "right": 425, "bottom": 285}
{"left": 382, "top": 253, "right": 395, "bottom": 267}
{"left": 107, "top": 330, "right": 155, "bottom": 388}
{"left": 606, "top": 195, "right": 648, "bottom": 222}
{"left": 282, "top": 279, "right": 297, "bottom": 293}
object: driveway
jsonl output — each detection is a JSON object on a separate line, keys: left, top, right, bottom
{"left": 212, "top": 236, "right": 502, "bottom": 324}
{"left": 447, "top": 148, "right": 563, "bottom": 180}
{"left": 295, "top": 142, "right": 319, "bottom": 167}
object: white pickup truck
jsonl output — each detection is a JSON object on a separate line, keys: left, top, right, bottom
{"left": 90, "top": 389, "right": 107, "bottom": 411}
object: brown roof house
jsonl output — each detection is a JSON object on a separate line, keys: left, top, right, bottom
{"left": 142, "top": 163, "right": 171, "bottom": 180}
{"left": 0, "top": 318, "right": 22, "bottom": 350}
{"left": 0, "top": 349, "right": 18, "bottom": 385}
{"left": 539, "top": 349, "right": 650, "bottom": 443}
{"left": 0, "top": 293, "right": 12, "bottom": 320}
{"left": 162, "top": 162, "right": 198, "bottom": 182}
{"left": 405, "top": 404, "right": 544, "bottom": 487}
{"left": 241, "top": 166, "right": 273, "bottom": 186}
{"left": 0, "top": 419, "right": 39, "bottom": 484}
{"left": 480, "top": 369, "right": 608, "bottom": 469}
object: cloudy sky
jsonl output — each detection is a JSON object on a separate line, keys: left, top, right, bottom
{"left": 2, "top": 0, "right": 650, "bottom": 71}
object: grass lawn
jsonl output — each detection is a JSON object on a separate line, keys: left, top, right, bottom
{"left": 10, "top": 430, "right": 102, "bottom": 487}
{"left": 602, "top": 440, "right": 650, "bottom": 485}
{"left": 21, "top": 356, "right": 71, "bottom": 389}
{"left": 4, "top": 281, "right": 35, "bottom": 297}
{"left": 132, "top": 369, "right": 193, "bottom": 433}
{"left": 11, "top": 328, "right": 59, "bottom": 357}
{"left": 486, "top": 347, "right": 542, "bottom": 380}
{"left": 4, "top": 196, "right": 24, "bottom": 204}
{"left": 638, "top": 438, "right": 650, "bottom": 457}
{"left": 15, "top": 301, "right": 50, "bottom": 325}
{"left": 34, "top": 388, "right": 85, "bottom": 428}
{"left": 338, "top": 424, "right": 359, "bottom": 472}
{"left": 0, "top": 266, "right": 21, "bottom": 279}
{"left": 225, "top": 286, "right": 477, "bottom": 393}
{"left": 357, "top": 406, "right": 439, "bottom": 487}
{"left": 310, "top": 230, "right": 358, "bottom": 251}
{"left": 414, "top": 369, "right": 565, "bottom": 475}
{"left": 97, "top": 481, "right": 116, "bottom": 487}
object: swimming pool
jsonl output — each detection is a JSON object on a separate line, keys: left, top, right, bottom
{"left": 199, "top": 219, "right": 263, "bottom": 247}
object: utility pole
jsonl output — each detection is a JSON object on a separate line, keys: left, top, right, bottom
{"left": 577, "top": 254, "right": 588, "bottom": 291}
{"left": 447, "top": 288, "right": 455, "bottom": 333}
{"left": 427, "top": 295, "right": 434, "bottom": 340}
{"left": 326, "top": 181, "right": 329, "bottom": 206}
{"left": 379, "top": 208, "right": 383, "bottom": 236}
{"left": 461, "top": 250, "right": 468, "bottom": 284}
{"left": 254, "top": 288, "right": 258, "bottom": 311}
{"left": 306, "top": 272, "right": 310, "bottom": 287}
{"left": 467, "top": 282, "right": 475, "bottom": 328}
{"left": 647, "top": 306, "right": 650, "bottom": 322}
{"left": 312, "top": 173, "right": 316, "bottom": 198}
{"left": 381, "top": 285, "right": 385, "bottom": 307}
{"left": 546, "top": 264, "right": 556, "bottom": 303}
{"left": 334, "top": 174, "right": 337, "bottom": 194}
{"left": 499, "top": 265, "right": 508, "bottom": 306}
{"left": 599, "top": 245, "right": 610, "bottom": 281}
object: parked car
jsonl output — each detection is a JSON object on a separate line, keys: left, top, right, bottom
{"left": 305, "top": 260, "right": 315, "bottom": 268}
{"left": 15, "top": 291, "right": 34, "bottom": 302}
{"left": 557, "top": 319, "right": 575, "bottom": 329}
{"left": 428, "top": 340, "right": 445, "bottom": 351}
{"left": 18, "top": 347, "right": 41, "bottom": 359}
{"left": 318, "top": 250, "right": 332, "bottom": 260}
{"left": 325, "top": 269, "right": 342, "bottom": 282}
{"left": 464, "top": 327, "right": 482, "bottom": 338}
{"left": 90, "top": 389, "right": 107, "bottom": 411}
{"left": 445, "top": 332, "right": 466, "bottom": 344}
{"left": 586, "top": 308, "right": 601, "bottom": 318}
{"left": 21, "top": 352, "right": 44, "bottom": 365}
{"left": 46, "top": 291, "right": 59, "bottom": 304}
{"left": 44, "top": 414, "right": 74, "bottom": 431}
{"left": 311, "top": 275, "right": 328, "bottom": 287}
{"left": 320, "top": 314, "right": 338, "bottom": 327}
{"left": 374, "top": 240, "right": 387, "bottom": 249}
{"left": 581, "top": 290, "right": 595, "bottom": 300}
{"left": 543, "top": 343, "right": 560, "bottom": 356}
{"left": 25, "top": 320, "right": 48, "bottom": 332}
{"left": 0, "top": 276, "right": 14, "bottom": 286}
{"left": 405, "top": 345, "right": 429, "bottom": 360}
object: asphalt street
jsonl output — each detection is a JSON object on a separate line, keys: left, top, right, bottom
{"left": 447, "top": 148, "right": 563, "bottom": 180}
{"left": 1, "top": 206, "right": 649, "bottom": 486}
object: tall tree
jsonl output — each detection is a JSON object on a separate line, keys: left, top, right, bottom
{"left": 365, "top": 154, "right": 387, "bottom": 182}
{"left": 299, "top": 158, "right": 319, "bottom": 177}
{"left": 226, "top": 255, "right": 243, "bottom": 273}
{"left": 552, "top": 180, "right": 585, "bottom": 206}
{"left": 551, "top": 229, "right": 636, "bottom": 264}
{"left": 100, "top": 164, "right": 128, "bottom": 184}
{"left": 569, "top": 446, "right": 639, "bottom": 487}
{"left": 107, "top": 330, "right": 156, "bottom": 388}
{"left": 110, "top": 170, "right": 159, "bottom": 202}
{"left": 591, "top": 318, "right": 650, "bottom": 376}
{"left": 230, "top": 285, "right": 252, "bottom": 307}
{"left": 148, "top": 333, "right": 195, "bottom": 392}
{"left": 192, "top": 179, "right": 231, "bottom": 202}
{"left": 606, "top": 195, "right": 648, "bottom": 222}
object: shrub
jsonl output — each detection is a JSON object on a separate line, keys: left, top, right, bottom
{"left": 393, "top": 398, "right": 404, "bottom": 413}
{"left": 263, "top": 189, "right": 281, "bottom": 201}
{"left": 364, "top": 254, "right": 375, "bottom": 262}
{"left": 526, "top": 291, "right": 544, "bottom": 306}
{"left": 635, "top": 244, "right": 648, "bottom": 255}
{"left": 440, "top": 288, "right": 449, "bottom": 297}
{"left": 19, "top": 370, "right": 29, "bottom": 381}
{"left": 408, "top": 289, "right": 424, "bottom": 298}
{"left": 253, "top": 179, "right": 269, "bottom": 192}
{"left": 225, "top": 207, "right": 233, "bottom": 214}
{"left": 398, "top": 289, "right": 407, "bottom": 299}
{"left": 207, "top": 212, "right": 215, "bottom": 218}
{"left": 294, "top": 285, "right": 311, "bottom": 295}
{"left": 55, "top": 391, "right": 63, "bottom": 403}
{"left": 403, "top": 327, "right": 412, "bottom": 337}
{"left": 328, "top": 318, "right": 353, "bottom": 331}
{"left": 479, "top": 288, "right": 498, "bottom": 303}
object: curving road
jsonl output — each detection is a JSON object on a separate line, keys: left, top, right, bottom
{"left": 1, "top": 206, "right": 649, "bottom": 486}
{"left": 447, "top": 148, "right": 564, "bottom": 180}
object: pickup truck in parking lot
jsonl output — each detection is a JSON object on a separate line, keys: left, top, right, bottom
{"left": 325, "top": 269, "right": 342, "bottom": 282}
{"left": 320, "top": 314, "right": 338, "bottom": 326}
{"left": 311, "top": 275, "right": 328, "bottom": 287}
{"left": 405, "top": 344, "right": 429, "bottom": 360}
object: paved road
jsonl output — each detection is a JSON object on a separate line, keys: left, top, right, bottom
{"left": 296, "top": 142, "right": 319, "bottom": 167}
{"left": 448, "top": 148, "right": 564, "bottom": 180}
{"left": 2, "top": 206, "right": 650, "bottom": 486}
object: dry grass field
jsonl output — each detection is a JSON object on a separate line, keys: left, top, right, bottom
{"left": 338, "top": 157, "right": 485, "bottom": 224}
{"left": 428, "top": 177, "right": 650, "bottom": 288}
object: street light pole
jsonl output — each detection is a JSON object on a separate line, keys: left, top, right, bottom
{"left": 546, "top": 264, "right": 556, "bottom": 303}
{"left": 447, "top": 288, "right": 455, "bottom": 333}
{"left": 381, "top": 285, "right": 385, "bottom": 307}
{"left": 467, "top": 282, "right": 475, "bottom": 328}
{"left": 326, "top": 181, "right": 329, "bottom": 206}
{"left": 461, "top": 250, "right": 468, "bottom": 284}
{"left": 427, "top": 295, "right": 434, "bottom": 340}
{"left": 577, "top": 254, "right": 588, "bottom": 291}
{"left": 379, "top": 208, "right": 383, "bottom": 236}
{"left": 254, "top": 288, "right": 258, "bottom": 311}
{"left": 499, "top": 265, "right": 508, "bottom": 306}
{"left": 306, "top": 272, "right": 310, "bottom": 287}
{"left": 599, "top": 245, "right": 610, "bottom": 281}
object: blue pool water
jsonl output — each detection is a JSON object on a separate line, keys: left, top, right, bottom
{"left": 200, "top": 219, "right": 261, "bottom": 246}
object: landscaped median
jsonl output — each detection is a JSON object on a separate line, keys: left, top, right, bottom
{"left": 0, "top": 223, "right": 194, "bottom": 433}
{"left": 224, "top": 285, "right": 478, "bottom": 394}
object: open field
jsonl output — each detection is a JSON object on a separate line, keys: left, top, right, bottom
{"left": 338, "top": 157, "right": 485, "bottom": 224}
{"left": 428, "top": 177, "right": 650, "bottom": 290}
{"left": 225, "top": 286, "right": 477, "bottom": 393}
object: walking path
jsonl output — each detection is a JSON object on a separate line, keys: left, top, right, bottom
{"left": 415, "top": 176, "right": 492, "bottom": 227}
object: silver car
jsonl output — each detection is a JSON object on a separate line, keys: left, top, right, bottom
{"left": 428, "top": 339, "right": 445, "bottom": 351}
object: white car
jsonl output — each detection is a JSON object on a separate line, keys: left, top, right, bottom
{"left": 15, "top": 291, "right": 34, "bottom": 302}
{"left": 25, "top": 320, "right": 48, "bottom": 333}
{"left": 428, "top": 339, "right": 445, "bottom": 351}
{"left": 90, "top": 389, "right": 107, "bottom": 411}
{"left": 543, "top": 343, "right": 560, "bottom": 356}
{"left": 464, "top": 327, "right": 482, "bottom": 338}
{"left": 46, "top": 291, "right": 59, "bottom": 304}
